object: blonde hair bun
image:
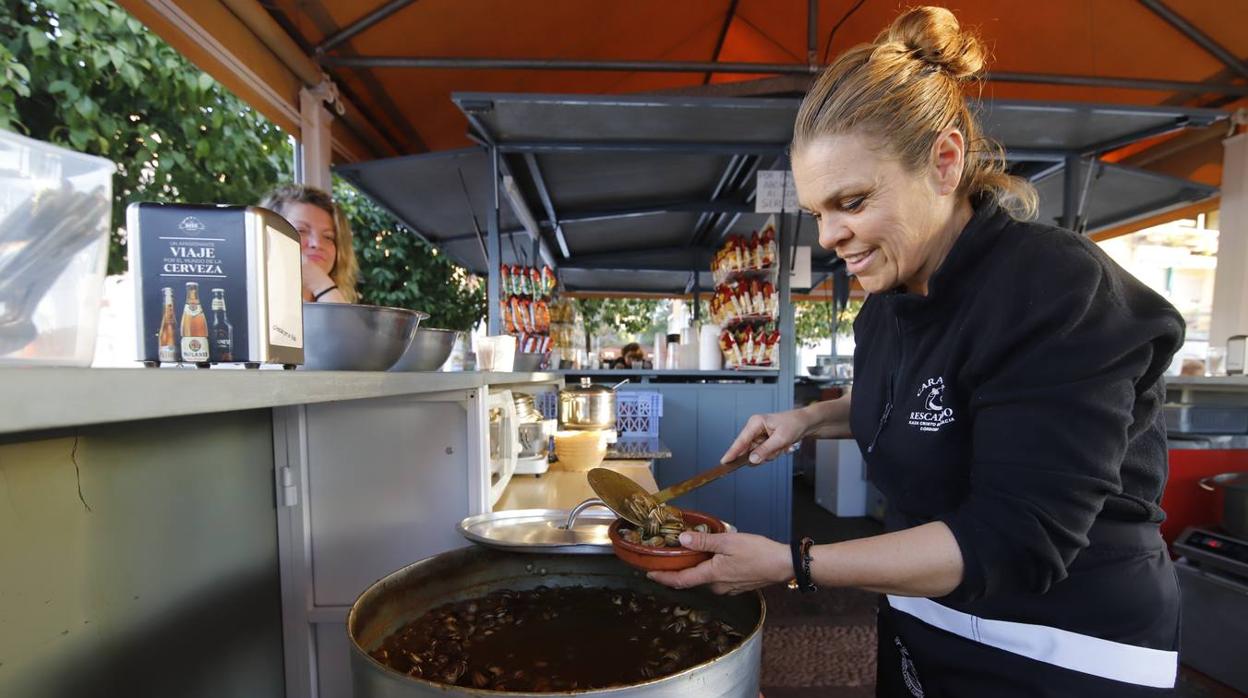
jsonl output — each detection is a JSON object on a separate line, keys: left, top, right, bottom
{"left": 882, "top": 6, "right": 985, "bottom": 81}
{"left": 793, "top": 5, "right": 1037, "bottom": 220}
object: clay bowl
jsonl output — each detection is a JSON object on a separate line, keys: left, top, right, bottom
{"left": 608, "top": 510, "right": 727, "bottom": 572}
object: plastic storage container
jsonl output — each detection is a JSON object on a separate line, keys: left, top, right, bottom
{"left": 615, "top": 390, "right": 663, "bottom": 437}
{"left": 0, "top": 129, "right": 114, "bottom": 366}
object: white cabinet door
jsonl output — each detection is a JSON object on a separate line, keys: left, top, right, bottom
{"left": 273, "top": 388, "right": 487, "bottom": 698}
{"left": 306, "top": 396, "right": 472, "bottom": 605}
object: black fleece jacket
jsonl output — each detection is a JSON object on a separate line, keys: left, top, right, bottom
{"left": 849, "top": 197, "right": 1184, "bottom": 604}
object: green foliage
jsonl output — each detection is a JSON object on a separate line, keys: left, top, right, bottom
{"left": 794, "top": 298, "right": 861, "bottom": 349}
{"left": 1, "top": 0, "right": 486, "bottom": 328}
{"left": 577, "top": 298, "right": 668, "bottom": 342}
{"left": 0, "top": 0, "right": 293, "bottom": 274}
{"left": 335, "top": 179, "right": 486, "bottom": 330}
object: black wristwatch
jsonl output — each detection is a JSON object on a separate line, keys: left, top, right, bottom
{"left": 787, "top": 536, "right": 818, "bottom": 593}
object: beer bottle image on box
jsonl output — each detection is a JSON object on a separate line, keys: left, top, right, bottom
{"left": 209, "top": 288, "right": 234, "bottom": 362}
{"left": 157, "top": 286, "right": 179, "bottom": 362}
{"left": 180, "top": 282, "right": 210, "bottom": 363}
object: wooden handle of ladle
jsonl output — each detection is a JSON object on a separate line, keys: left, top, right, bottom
{"left": 652, "top": 453, "right": 756, "bottom": 504}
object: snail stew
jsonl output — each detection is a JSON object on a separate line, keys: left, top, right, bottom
{"left": 369, "top": 585, "right": 745, "bottom": 692}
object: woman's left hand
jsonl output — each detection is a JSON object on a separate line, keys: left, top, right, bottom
{"left": 647, "top": 531, "right": 792, "bottom": 595}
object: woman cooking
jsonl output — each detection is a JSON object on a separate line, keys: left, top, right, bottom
{"left": 260, "top": 184, "right": 359, "bottom": 303}
{"left": 648, "top": 7, "right": 1184, "bottom": 697}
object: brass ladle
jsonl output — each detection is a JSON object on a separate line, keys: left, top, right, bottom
{"left": 587, "top": 453, "right": 756, "bottom": 526}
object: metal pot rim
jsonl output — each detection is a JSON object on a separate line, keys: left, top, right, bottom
{"left": 346, "top": 550, "right": 766, "bottom": 694}
{"left": 1201, "top": 471, "right": 1248, "bottom": 492}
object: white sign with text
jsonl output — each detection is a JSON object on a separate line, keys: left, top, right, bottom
{"left": 756, "top": 170, "right": 798, "bottom": 213}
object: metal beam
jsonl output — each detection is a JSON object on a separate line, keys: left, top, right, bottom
{"left": 1138, "top": 0, "right": 1248, "bottom": 81}
{"left": 437, "top": 200, "right": 757, "bottom": 244}
{"left": 688, "top": 154, "right": 745, "bottom": 246}
{"left": 705, "top": 0, "right": 739, "bottom": 85}
{"left": 555, "top": 247, "right": 713, "bottom": 272}
{"left": 1079, "top": 117, "right": 1192, "bottom": 157}
{"left": 1002, "top": 148, "right": 1074, "bottom": 163}
{"left": 1025, "top": 161, "right": 1065, "bottom": 183}
{"left": 496, "top": 141, "right": 787, "bottom": 156}
{"left": 322, "top": 55, "right": 1248, "bottom": 96}
{"left": 501, "top": 172, "right": 557, "bottom": 269}
{"left": 487, "top": 146, "right": 502, "bottom": 335}
{"left": 562, "top": 199, "right": 753, "bottom": 224}
{"left": 523, "top": 154, "right": 571, "bottom": 258}
{"left": 1061, "top": 154, "right": 1082, "bottom": 231}
{"left": 326, "top": 56, "right": 821, "bottom": 74}
{"left": 275, "top": 1, "right": 428, "bottom": 153}
{"left": 316, "top": 0, "right": 419, "bottom": 54}
{"left": 807, "top": 0, "right": 818, "bottom": 67}
{"left": 986, "top": 71, "right": 1248, "bottom": 97}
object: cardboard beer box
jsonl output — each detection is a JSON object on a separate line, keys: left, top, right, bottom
{"left": 127, "top": 203, "right": 304, "bottom": 368}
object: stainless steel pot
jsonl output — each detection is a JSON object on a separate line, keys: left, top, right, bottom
{"left": 348, "top": 545, "right": 763, "bottom": 697}
{"left": 1200, "top": 472, "right": 1248, "bottom": 539}
{"left": 559, "top": 378, "right": 626, "bottom": 430}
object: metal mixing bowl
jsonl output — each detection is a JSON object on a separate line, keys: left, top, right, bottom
{"left": 390, "top": 327, "right": 460, "bottom": 372}
{"left": 512, "top": 350, "right": 548, "bottom": 372}
{"left": 302, "top": 302, "right": 427, "bottom": 371}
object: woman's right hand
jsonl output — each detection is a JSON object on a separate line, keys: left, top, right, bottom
{"left": 721, "top": 407, "right": 817, "bottom": 465}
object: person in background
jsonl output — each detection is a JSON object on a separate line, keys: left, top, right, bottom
{"left": 260, "top": 184, "right": 359, "bottom": 303}
{"left": 611, "top": 342, "right": 646, "bottom": 369}
{"left": 648, "top": 7, "right": 1184, "bottom": 697}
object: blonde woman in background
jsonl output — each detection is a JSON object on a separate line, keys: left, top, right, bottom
{"left": 260, "top": 184, "right": 359, "bottom": 303}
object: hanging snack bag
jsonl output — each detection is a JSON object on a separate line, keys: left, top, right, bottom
{"left": 760, "top": 227, "right": 777, "bottom": 268}
{"left": 719, "top": 329, "right": 742, "bottom": 368}
{"left": 542, "top": 265, "right": 557, "bottom": 296}
{"left": 529, "top": 267, "right": 542, "bottom": 298}
{"left": 501, "top": 300, "right": 515, "bottom": 335}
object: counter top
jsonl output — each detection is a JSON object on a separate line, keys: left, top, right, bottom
{"left": 562, "top": 368, "right": 777, "bottom": 378}
{"left": 606, "top": 437, "right": 672, "bottom": 460}
{"left": 560, "top": 368, "right": 778, "bottom": 384}
{"left": 494, "top": 460, "right": 659, "bottom": 511}
{"left": 0, "top": 367, "right": 561, "bottom": 435}
{"left": 1165, "top": 375, "right": 1248, "bottom": 391}
{"left": 1169, "top": 435, "right": 1248, "bottom": 449}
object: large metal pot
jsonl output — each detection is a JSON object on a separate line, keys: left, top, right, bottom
{"left": 1200, "top": 471, "right": 1248, "bottom": 539}
{"left": 348, "top": 545, "right": 764, "bottom": 697}
{"left": 559, "top": 378, "right": 623, "bottom": 430}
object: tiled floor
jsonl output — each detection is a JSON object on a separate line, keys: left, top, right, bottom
{"left": 758, "top": 478, "right": 1246, "bottom": 698}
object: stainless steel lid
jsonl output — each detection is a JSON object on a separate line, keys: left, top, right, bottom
{"left": 456, "top": 508, "right": 616, "bottom": 554}
{"left": 562, "top": 376, "right": 616, "bottom": 396}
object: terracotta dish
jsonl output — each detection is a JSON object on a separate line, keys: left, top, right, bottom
{"left": 607, "top": 510, "right": 726, "bottom": 572}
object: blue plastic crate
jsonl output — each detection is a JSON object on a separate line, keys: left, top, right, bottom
{"left": 536, "top": 391, "right": 559, "bottom": 420}
{"left": 616, "top": 391, "right": 663, "bottom": 437}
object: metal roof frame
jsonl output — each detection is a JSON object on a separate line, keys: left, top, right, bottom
{"left": 338, "top": 92, "right": 1225, "bottom": 294}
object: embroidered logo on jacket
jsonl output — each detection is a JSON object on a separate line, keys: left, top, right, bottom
{"left": 894, "top": 636, "right": 925, "bottom": 697}
{"left": 908, "top": 377, "right": 955, "bottom": 432}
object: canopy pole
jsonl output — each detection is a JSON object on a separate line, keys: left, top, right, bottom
{"left": 776, "top": 207, "right": 797, "bottom": 544}
{"left": 1138, "top": 0, "right": 1248, "bottom": 81}
{"left": 298, "top": 81, "right": 336, "bottom": 190}
{"left": 487, "top": 146, "right": 502, "bottom": 335}
{"left": 315, "top": 0, "right": 418, "bottom": 54}
{"left": 1210, "top": 128, "right": 1248, "bottom": 348}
